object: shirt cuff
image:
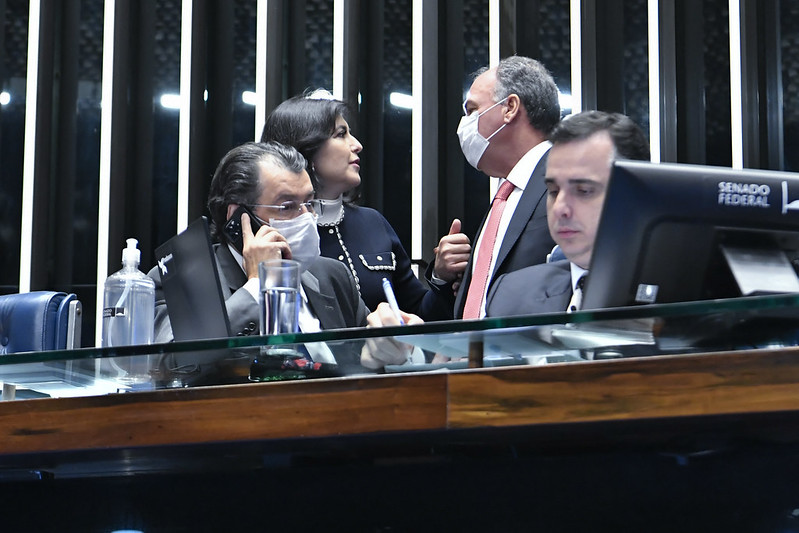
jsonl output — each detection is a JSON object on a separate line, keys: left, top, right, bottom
{"left": 242, "top": 277, "right": 260, "bottom": 302}
{"left": 408, "top": 346, "right": 425, "bottom": 364}
{"left": 429, "top": 272, "right": 449, "bottom": 286}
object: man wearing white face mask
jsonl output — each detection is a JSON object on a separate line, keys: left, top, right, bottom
{"left": 150, "top": 142, "right": 370, "bottom": 373}
{"left": 427, "top": 55, "right": 561, "bottom": 320}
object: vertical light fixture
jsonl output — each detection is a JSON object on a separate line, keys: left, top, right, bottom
{"left": 176, "top": 0, "right": 194, "bottom": 233}
{"left": 488, "top": 0, "right": 499, "bottom": 68}
{"left": 255, "top": 0, "right": 268, "bottom": 140}
{"left": 333, "top": 0, "right": 344, "bottom": 100}
{"left": 487, "top": 0, "right": 500, "bottom": 199}
{"left": 411, "top": 0, "right": 423, "bottom": 261}
{"left": 728, "top": 0, "right": 744, "bottom": 169}
{"left": 95, "top": 0, "right": 117, "bottom": 344}
{"left": 647, "top": 0, "right": 661, "bottom": 163}
{"left": 569, "top": 0, "right": 582, "bottom": 115}
{"left": 19, "top": 0, "right": 42, "bottom": 294}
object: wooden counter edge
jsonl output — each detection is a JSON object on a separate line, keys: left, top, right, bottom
{"left": 448, "top": 346, "right": 799, "bottom": 428}
{"left": 0, "top": 372, "right": 448, "bottom": 456}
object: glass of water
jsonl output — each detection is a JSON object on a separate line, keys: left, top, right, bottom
{"left": 258, "top": 259, "right": 301, "bottom": 335}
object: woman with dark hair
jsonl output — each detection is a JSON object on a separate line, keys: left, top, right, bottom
{"left": 262, "top": 90, "right": 461, "bottom": 320}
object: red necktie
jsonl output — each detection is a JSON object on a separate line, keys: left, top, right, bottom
{"left": 463, "top": 179, "right": 516, "bottom": 319}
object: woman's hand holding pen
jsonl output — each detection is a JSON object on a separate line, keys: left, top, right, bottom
{"left": 360, "top": 303, "right": 423, "bottom": 369}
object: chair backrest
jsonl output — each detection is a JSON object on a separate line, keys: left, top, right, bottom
{"left": 0, "top": 292, "right": 82, "bottom": 354}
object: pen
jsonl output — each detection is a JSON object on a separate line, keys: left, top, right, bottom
{"left": 381, "top": 277, "right": 405, "bottom": 325}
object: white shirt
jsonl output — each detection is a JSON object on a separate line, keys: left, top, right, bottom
{"left": 569, "top": 263, "right": 588, "bottom": 293}
{"left": 470, "top": 141, "right": 552, "bottom": 317}
{"left": 567, "top": 263, "right": 588, "bottom": 313}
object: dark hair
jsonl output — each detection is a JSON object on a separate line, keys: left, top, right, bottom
{"left": 549, "top": 110, "right": 651, "bottom": 161}
{"left": 260, "top": 91, "right": 350, "bottom": 191}
{"left": 206, "top": 141, "right": 307, "bottom": 242}
{"left": 493, "top": 56, "right": 561, "bottom": 136}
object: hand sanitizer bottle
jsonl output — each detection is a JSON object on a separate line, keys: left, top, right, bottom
{"left": 101, "top": 238, "right": 155, "bottom": 386}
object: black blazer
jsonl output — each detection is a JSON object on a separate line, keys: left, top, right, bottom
{"left": 319, "top": 204, "right": 453, "bottom": 321}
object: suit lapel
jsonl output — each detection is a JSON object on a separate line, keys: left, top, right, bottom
{"left": 530, "top": 261, "right": 572, "bottom": 312}
{"left": 493, "top": 151, "right": 549, "bottom": 276}
{"left": 214, "top": 244, "right": 248, "bottom": 297}
{"left": 302, "top": 270, "right": 346, "bottom": 330}
{"left": 545, "top": 261, "right": 572, "bottom": 295}
{"left": 548, "top": 261, "right": 574, "bottom": 311}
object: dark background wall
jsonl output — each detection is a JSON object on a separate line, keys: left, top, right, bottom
{"left": 0, "top": 0, "right": 796, "bottom": 343}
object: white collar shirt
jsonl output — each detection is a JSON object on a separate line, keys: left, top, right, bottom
{"left": 470, "top": 140, "right": 552, "bottom": 317}
{"left": 569, "top": 263, "right": 588, "bottom": 293}
{"left": 567, "top": 263, "right": 589, "bottom": 314}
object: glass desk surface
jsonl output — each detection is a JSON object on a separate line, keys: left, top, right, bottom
{"left": 2, "top": 293, "right": 799, "bottom": 398}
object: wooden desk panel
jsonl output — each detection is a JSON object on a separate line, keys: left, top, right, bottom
{"left": 447, "top": 347, "right": 799, "bottom": 428}
{"left": 4, "top": 348, "right": 799, "bottom": 459}
{"left": 0, "top": 373, "right": 448, "bottom": 455}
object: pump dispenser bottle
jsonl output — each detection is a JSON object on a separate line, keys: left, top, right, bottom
{"left": 101, "top": 239, "right": 155, "bottom": 385}
{"left": 102, "top": 237, "right": 155, "bottom": 340}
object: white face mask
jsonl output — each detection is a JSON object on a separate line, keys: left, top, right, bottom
{"left": 269, "top": 212, "right": 321, "bottom": 271}
{"left": 456, "top": 98, "right": 508, "bottom": 169}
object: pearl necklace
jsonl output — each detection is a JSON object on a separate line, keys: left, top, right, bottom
{"left": 318, "top": 203, "right": 361, "bottom": 292}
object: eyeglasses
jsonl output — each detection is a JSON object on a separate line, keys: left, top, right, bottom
{"left": 462, "top": 95, "right": 510, "bottom": 116}
{"left": 248, "top": 200, "right": 320, "bottom": 220}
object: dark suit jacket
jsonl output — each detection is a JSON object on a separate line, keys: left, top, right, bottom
{"left": 428, "top": 149, "right": 555, "bottom": 318}
{"left": 149, "top": 245, "right": 369, "bottom": 373}
{"left": 209, "top": 244, "right": 368, "bottom": 335}
{"left": 485, "top": 260, "right": 572, "bottom": 317}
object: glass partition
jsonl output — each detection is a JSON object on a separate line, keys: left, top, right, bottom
{"left": 305, "top": 0, "right": 334, "bottom": 90}
{"left": 380, "top": 0, "right": 413, "bottom": 252}
{"left": 702, "top": 0, "right": 732, "bottom": 167}
{"left": 461, "top": 0, "right": 490, "bottom": 241}
{"left": 151, "top": 0, "right": 182, "bottom": 250}
{"left": 539, "top": 0, "right": 571, "bottom": 116}
{"left": 230, "top": 0, "right": 258, "bottom": 145}
{"left": 782, "top": 1, "right": 799, "bottom": 172}
{"left": 2, "top": 293, "right": 799, "bottom": 399}
{"left": 620, "top": 0, "right": 648, "bottom": 133}
{"left": 66, "top": 0, "right": 104, "bottom": 342}
{"left": 0, "top": 0, "right": 29, "bottom": 294}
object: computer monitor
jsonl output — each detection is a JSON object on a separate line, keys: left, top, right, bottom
{"left": 582, "top": 160, "right": 799, "bottom": 310}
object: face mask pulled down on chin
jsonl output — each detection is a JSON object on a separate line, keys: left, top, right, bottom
{"left": 456, "top": 97, "right": 508, "bottom": 169}
{"left": 269, "top": 212, "right": 320, "bottom": 272}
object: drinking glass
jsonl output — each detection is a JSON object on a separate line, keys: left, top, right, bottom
{"left": 258, "top": 259, "right": 300, "bottom": 335}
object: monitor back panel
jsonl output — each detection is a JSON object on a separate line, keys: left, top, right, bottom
{"left": 154, "top": 217, "right": 232, "bottom": 341}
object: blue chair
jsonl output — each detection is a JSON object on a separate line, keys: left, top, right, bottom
{"left": 0, "top": 291, "right": 82, "bottom": 399}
